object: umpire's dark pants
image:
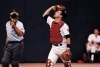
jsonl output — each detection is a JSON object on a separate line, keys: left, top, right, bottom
{"left": 1, "top": 41, "right": 24, "bottom": 67}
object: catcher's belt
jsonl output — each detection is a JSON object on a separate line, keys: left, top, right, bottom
{"left": 60, "top": 49, "right": 72, "bottom": 61}
{"left": 53, "top": 44, "right": 62, "bottom": 46}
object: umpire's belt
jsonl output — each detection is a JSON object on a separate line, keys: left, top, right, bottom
{"left": 53, "top": 44, "right": 62, "bottom": 46}
{"left": 8, "top": 40, "right": 22, "bottom": 43}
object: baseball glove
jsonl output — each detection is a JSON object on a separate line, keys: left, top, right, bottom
{"left": 56, "top": 5, "right": 66, "bottom": 11}
{"left": 60, "top": 49, "right": 72, "bottom": 61}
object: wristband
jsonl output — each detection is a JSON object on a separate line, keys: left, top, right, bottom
{"left": 67, "top": 44, "right": 70, "bottom": 49}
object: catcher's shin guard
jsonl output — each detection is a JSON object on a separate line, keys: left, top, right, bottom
{"left": 63, "top": 62, "right": 72, "bottom": 67}
{"left": 46, "top": 59, "right": 54, "bottom": 67}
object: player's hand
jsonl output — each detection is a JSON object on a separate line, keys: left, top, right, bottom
{"left": 90, "top": 44, "right": 94, "bottom": 46}
{"left": 96, "top": 45, "right": 100, "bottom": 49}
{"left": 63, "top": 49, "right": 70, "bottom": 58}
{"left": 6, "top": 42, "right": 8, "bottom": 45}
{"left": 11, "top": 22, "right": 16, "bottom": 27}
{"left": 60, "top": 48, "right": 72, "bottom": 61}
{"left": 10, "top": 19, "right": 16, "bottom": 27}
{"left": 65, "top": 48, "right": 70, "bottom": 55}
{"left": 51, "top": 5, "right": 66, "bottom": 11}
{"left": 11, "top": 21, "right": 16, "bottom": 27}
{"left": 56, "top": 5, "right": 66, "bottom": 10}
{"left": 51, "top": 6, "right": 57, "bottom": 11}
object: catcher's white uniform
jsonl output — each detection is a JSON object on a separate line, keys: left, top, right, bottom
{"left": 47, "top": 16, "right": 70, "bottom": 64}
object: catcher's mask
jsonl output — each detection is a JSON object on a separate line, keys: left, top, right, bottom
{"left": 9, "top": 10, "right": 19, "bottom": 19}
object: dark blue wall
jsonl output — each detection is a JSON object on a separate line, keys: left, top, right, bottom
{"left": 0, "top": 0, "right": 100, "bottom": 62}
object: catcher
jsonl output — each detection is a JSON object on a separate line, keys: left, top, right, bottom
{"left": 43, "top": 5, "right": 72, "bottom": 67}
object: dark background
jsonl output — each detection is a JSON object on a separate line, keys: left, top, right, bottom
{"left": 0, "top": 0, "right": 100, "bottom": 63}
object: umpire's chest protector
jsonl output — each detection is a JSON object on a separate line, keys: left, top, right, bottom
{"left": 50, "top": 21, "right": 64, "bottom": 44}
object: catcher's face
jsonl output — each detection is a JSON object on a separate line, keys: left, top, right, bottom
{"left": 54, "top": 11, "right": 62, "bottom": 19}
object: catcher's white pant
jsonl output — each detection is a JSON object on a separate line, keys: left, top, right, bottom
{"left": 86, "top": 44, "right": 100, "bottom": 53}
{"left": 48, "top": 43, "right": 70, "bottom": 64}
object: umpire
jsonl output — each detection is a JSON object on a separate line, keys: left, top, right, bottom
{"left": 1, "top": 10, "right": 25, "bottom": 67}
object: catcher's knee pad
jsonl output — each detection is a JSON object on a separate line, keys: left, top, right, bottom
{"left": 46, "top": 59, "right": 54, "bottom": 67}
{"left": 63, "top": 62, "right": 72, "bottom": 67}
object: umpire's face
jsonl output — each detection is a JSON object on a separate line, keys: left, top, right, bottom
{"left": 10, "top": 14, "right": 18, "bottom": 23}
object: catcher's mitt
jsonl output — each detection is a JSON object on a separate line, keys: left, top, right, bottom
{"left": 56, "top": 5, "right": 66, "bottom": 11}
{"left": 60, "top": 49, "right": 72, "bottom": 61}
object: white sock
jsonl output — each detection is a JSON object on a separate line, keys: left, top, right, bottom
{"left": 91, "top": 54, "right": 94, "bottom": 61}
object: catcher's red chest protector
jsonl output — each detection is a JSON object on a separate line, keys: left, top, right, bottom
{"left": 50, "top": 21, "right": 64, "bottom": 44}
